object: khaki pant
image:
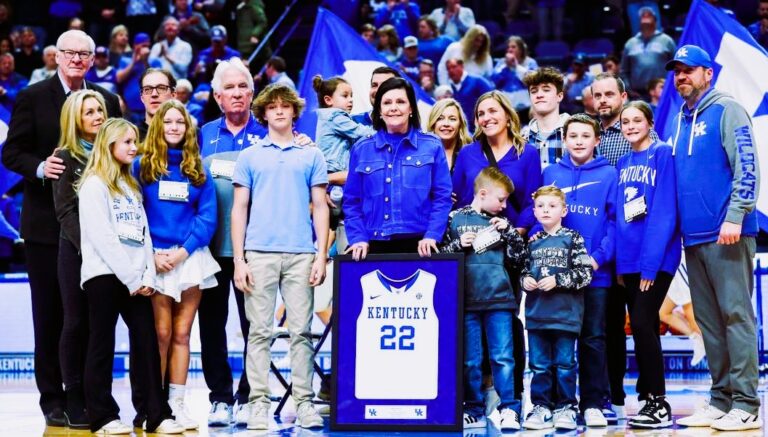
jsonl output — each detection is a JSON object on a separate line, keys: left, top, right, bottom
{"left": 243, "top": 251, "right": 315, "bottom": 406}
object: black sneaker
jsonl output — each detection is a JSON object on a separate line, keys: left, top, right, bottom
{"left": 628, "top": 396, "right": 672, "bottom": 429}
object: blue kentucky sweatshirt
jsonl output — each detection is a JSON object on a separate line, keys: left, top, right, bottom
{"left": 134, "top": 148, "right": 218, "bottom": 254}
{"left": 670, "top": 88, "right": 760, "bottom": 247}
{"left": 542, "top": 154, "right": 617, "bottom": 287}
{"left": 615, "top": 141, "right": 681, "bottom": 280}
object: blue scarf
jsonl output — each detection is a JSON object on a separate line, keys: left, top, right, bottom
{"left": 79, "top": 138, "right": 94, "bottom": 155}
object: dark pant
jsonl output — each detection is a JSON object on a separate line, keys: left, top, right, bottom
{"left": 199, "top": 256, "right": 251, "bottom": 405}
{"left": 25, "top": 242, "right": 65, "bottom": 414}
{"left": 605, "top": 282, "right": 627, "bottom": 405}
{"left": 513, "top": 314, "right": 525, "bottom": 399}
{"left": 464, "top": 310, "right": 520, "bottom": 417}
{"left": 368, "top": 237, "right": 422, "bottom": 254}
{"left": 624, "top": 272, "right": 673, "bottom": 398}
{"left": 528, "top": 329, "right": 578, "bottom": 410}
{"left": 57, "top": 238, "right": 88, "bottom": 396}
{"left": 83, "top": 275, "right": 171, "bottom": 432}
{"left": 578, "top": 286, "right": 609, "bottom": 410}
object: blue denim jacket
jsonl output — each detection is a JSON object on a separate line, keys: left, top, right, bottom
{"left": 344, "top": 128, "right": 453, "bottom": 245}
{"left": 315, "top": 108, "right": 375, "bottom": 172}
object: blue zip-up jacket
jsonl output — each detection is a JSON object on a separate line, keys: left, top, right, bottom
{"left": 134, "top": 148, "right": 217, "bottom": 254}
{"left": 441, "top": 206, "right": 527, "bottom": 311}
{"left": 344, "top": 128, "right": 453, "bottom": 245}
{"left": 542, "top": 154, "right": 617, "bottom": 287}
{"left": 453, "top": 142, "right": 542, "bottom": 231}
{"left": 670, "top": 88, "right": 760, "bottom": 247}
{"left": 522, "top": 227, "right": 592, "bottom": 334}
{"left": 315, "top": 107, "right": 376, "bottom": 173}
{"left": 616, "top": 141, "right": 681, "bottom": 279}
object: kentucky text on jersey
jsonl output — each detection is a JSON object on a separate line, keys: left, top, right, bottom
{"left": 619, "top": 165, "right": 657, "bottom": 186}
{"left": 366, "top": 306, "right": 429, "bottom": 320}
{"left": 567, "top": 205, "right": 600, "bottom": 216}
{"left": 735, "top": 126, "right": 757, "bottom": 200}
{"left": 530, "top": 246, "right": 569, "bottom": 268}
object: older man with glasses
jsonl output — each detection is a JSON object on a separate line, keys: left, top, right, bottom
{"left": 1, "top": 29, "right": 121, "bottom": 429}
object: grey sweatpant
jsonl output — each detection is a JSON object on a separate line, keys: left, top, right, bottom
{"left": 685, "top": 237, "right": 760, "bottom": 415}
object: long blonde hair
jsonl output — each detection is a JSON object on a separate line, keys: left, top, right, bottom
{"left": 427, "top": 98, "right": 472, "bottom": 150}
{"left": 461, "top": 25, "right": 491, "bottom": 67}
{"left": 57, "top": 90, "right": 107, "bottom": 164}
{"left": 473, "top": 91, "right": 526, "bottom": 156}
{"left": 140, "top": 100, "right": 205, "bottom": 186}
{"left": 78, "top": 118, "right": 141, "bottom": 198}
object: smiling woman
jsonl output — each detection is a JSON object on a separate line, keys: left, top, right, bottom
{"left": 343, "top": 77, "right": 453, "bottom": 260}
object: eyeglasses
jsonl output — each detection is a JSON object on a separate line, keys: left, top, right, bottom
{"left": 141, "top": 85, "right": 173, "bottom": 96}
{"left": 58, "top": 49, "right": 93, "bottom": 60}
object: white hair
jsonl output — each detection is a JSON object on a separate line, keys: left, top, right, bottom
{"left": 176, "top": 79, "right": 193, "bottom": 92}
{"left": 56, "top": 30, "right": 95, "bottom": 52}
{"left": 211, "top": 57, "right": 254, "bottom": 93}
{"left": 43, "top": 45, "right": 57, "bottom": 56}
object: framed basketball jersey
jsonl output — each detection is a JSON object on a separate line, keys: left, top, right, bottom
{"left": 331, "top": 254, "right": 464, "bottom": 431}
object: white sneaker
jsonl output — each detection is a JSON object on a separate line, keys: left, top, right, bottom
{"left": 234, "top": 401, "right": 250, "bottom": 426}
{"left": 296, "top": 402, "right": 324, "bottom": 429}
{"left": 208, "top": 401, "right": 232, "bottom": 427}
{"left": 677, "top": 403, "right": 726, "bottom": 427}
{"left": 246, "top": 402, "right": 270, "bottom": 430}
{"left": 690, "top": 333, "right": 706, "bottom": 366}
{"left": 483, "top": 386, "right": 500, "bottom": 417}
{"left": 711, "top": 408, "right": 762, "bottom": 431}
{"left": 169, "top": 397, "right": 198, "bottom": 430}
{"left": 524, "top": 405, "right": 554, "bottom": 430}
{"left": 152, "top": 418, "right": 184, "bottom": 434}
{"left": 553, "top": 406, "right": 578, "bottom": 430}
{"left": 499, "top": 408, "right": 520, "bottom": 430}
{"left": 94, "top": 419, "right": 132, "bottom": 435}
{"left": 462, "top": 412, "right": 486, "bottom": 429}
{"left": 584, "top": 407, "right": 608, "bottom": 427}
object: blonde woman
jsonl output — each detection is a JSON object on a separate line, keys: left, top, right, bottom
{"left": 376, "top": 24, "right": 402, "bottom": 63}
{"left": 108, "top": 25, "right": 131, "bottom": 67}
{"left": 437, "top": 24, "right": 493, "bottom": 85}
{"left": 136, "top": 100, "right": 219, "bottom": 430}
{"left": 427, "top": 98, "right": 472, "bottom": 172}
{"left": 51, "top": 90, "right": 106, "bottom": 429}
{"left": 78, "top": 118, "right": 183, "bottom": 435}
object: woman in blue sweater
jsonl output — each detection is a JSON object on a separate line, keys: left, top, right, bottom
{"left": 615, "top": 101, "right": 681, "bottom": 429}
{"left": 136, "top": 100, "right": 219, "bottom": 430}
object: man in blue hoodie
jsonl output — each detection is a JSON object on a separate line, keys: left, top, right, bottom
{"left": 669, "top": 45, "right": 762, "bottom": 432}
{"left": 542, "top": 114, "right": 617, "bottom": 427}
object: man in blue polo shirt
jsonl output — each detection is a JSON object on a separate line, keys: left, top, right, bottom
{"left": 231, "top": 83, "right": 329, "bottom": 432}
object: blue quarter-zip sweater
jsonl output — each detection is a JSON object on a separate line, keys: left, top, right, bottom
{"left": 670, "top": 88, "right": 760, "bottom": 247}
{"left": 453, "top": 142, "right": 542, "bottom": 231}
{"left": 344, "top": 128, "right": 453, "bottom": 245}
{"left": 134, "top": 148, "right": 218, "bottom": 254}
{"left": 542, "top": 155, "right": 617, "bottom": 287}
{"left": 615, "top": 141, "right": 681, "bottom": 280}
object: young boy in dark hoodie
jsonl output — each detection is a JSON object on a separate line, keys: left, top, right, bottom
{"left": 542, "top": 113, "right": 617, "bottom": 427}
{"left": 522, "top": 185, "right": 593, "bottom": 431}
{"left": 441, "top": 167, "right": 527, "bottom": 431}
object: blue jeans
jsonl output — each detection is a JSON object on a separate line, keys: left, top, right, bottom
{"left": 578, "top": 286, "right": 609, "bottom": 410}
{"left": 464, "top": 310, "right": 520, "bottom": 417}
{"left": 529, "top": 329, "right": 577, "bottom": 410}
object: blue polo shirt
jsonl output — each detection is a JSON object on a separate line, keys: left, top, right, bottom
{"left": 199, "top": 114, "right": 267, "bottom": 157}
{"left": 232, "top": 136, "right": 328, "bottom": 253}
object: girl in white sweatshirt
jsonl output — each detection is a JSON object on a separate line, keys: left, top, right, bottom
{"left": 77, "top": 118, "right": 183, "bottom": 435}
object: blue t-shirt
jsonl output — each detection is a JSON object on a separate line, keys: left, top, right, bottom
{"left": 232, "top": 136, "right": 328, "bottom": 253}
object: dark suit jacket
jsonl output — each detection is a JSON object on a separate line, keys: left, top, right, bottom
{"left": 1, "top": 75, "right": 121, "bottom": 245}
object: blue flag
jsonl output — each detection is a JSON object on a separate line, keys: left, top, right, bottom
{"left": 0, "top": 105, "right": 20, "bottom": 240}
{"left": 655, "top": 0, "right": 768, "bottom": 229}
{"left": 295, "top": 7, "right": 434, "bottom": 139}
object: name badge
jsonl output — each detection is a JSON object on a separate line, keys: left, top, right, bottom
{"left": 117, "top": 222, "right": 144, "bottom": 245}
{"left": 472, "top": 225, "right": 502, "bottom": 254}
{"left": 158, "top": 180, "right": 189, "bottom": 202}
{"left": 624, "top": 196, "right": 647, "bottom": 223}
{"left": 210, "top": 159, "right": 236, "bottom": 179}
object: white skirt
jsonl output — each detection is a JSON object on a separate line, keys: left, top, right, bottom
{"left": 154, "top": 246, "right": 220, "bottom": 302}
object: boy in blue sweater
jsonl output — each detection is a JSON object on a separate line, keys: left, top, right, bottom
{"left": 542, "top": 114, "right": 617, "bottom": 427}
{"left": 441, "top": 167, "right": 527, "bottom": 431}
{"left": 522, "top": 185, "right": 593, "bottom": 431}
